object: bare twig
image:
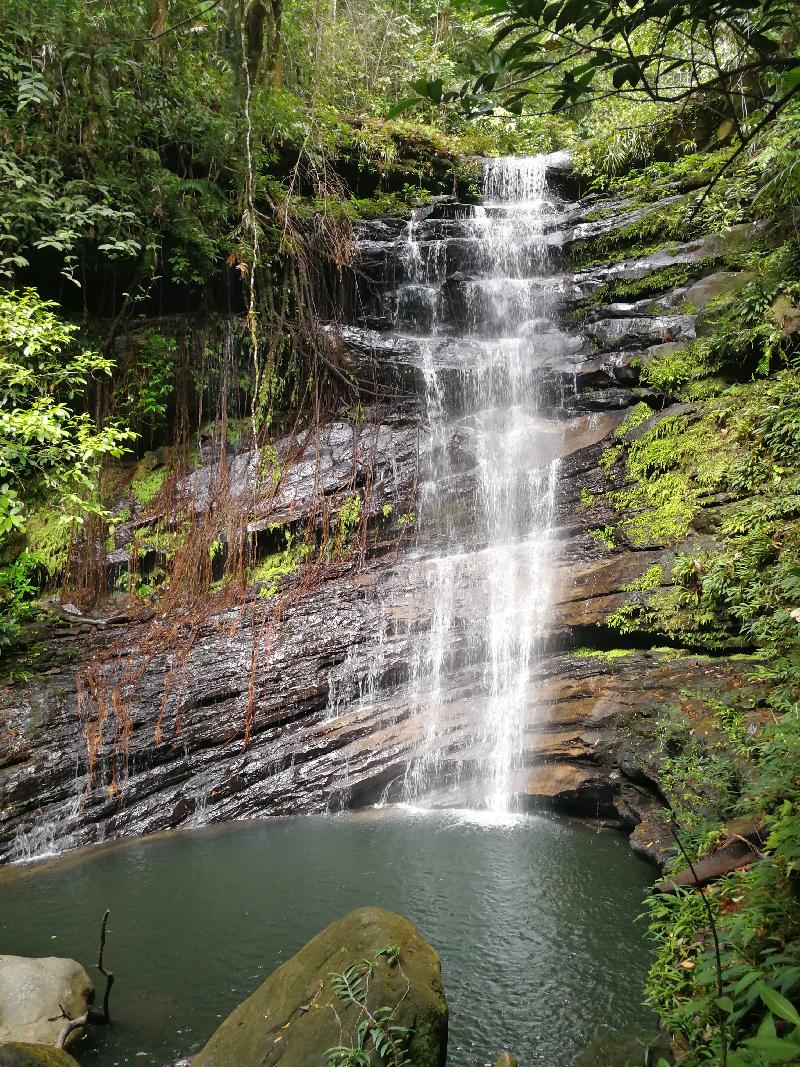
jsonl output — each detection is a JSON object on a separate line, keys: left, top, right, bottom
{"left": 55, "top": 1010, "right": 88, "bottom": 1049}
{"left": 97, "top": 908, "right": 115, "bottom": 1024}
{"left": 148, "top": 0, "right": 224, "bottom": 41}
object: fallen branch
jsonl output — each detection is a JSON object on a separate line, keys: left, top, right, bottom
{"left": 55, "top": 1010, "right": 88, "bottom": 1049}
{"left": 93, "top": 909, "right": 115, "bottom": 1024}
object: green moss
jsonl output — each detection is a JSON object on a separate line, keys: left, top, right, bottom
{"left": 599, "top": 443, "right": 623, "bottom": 475}
{"left": 131, "top": 462, "right": 166, "bottom": 507}
{"left": 622, "top": 564, "right": 664, "bottom": 591}
{"left": 571, "top": 647, "right": 637, "bottom": 664}
{"left": 331, "top": 492, "right": 363, "bottom": 556}
{"left": 641, "top": 338, "right": 723, "bottom": 396}
{"left": 606, "top": 587, "right": 718, "bottom": 644}
{"left": 0, "top": 1044, "right": 81, "bottom": 1067}
{"left": 614, "top": 402, "right": 653, "bottom": 439}
{"left": 648, "top": 645, "right": 695, "bottom": 659}
{"left": 349, "top": 191, "right": 418, "bottom": 219}
{"left": 137, "top": 524, "right": 186, "bottom": 558}
{"left": 24, "top": 509, "right": 72, "bottom": 577}
{"left": 570, "top": 202, "right": 693, "bottom": 270}
{"left": 251, "top": 532, "right": 312, "bottom": 597}
{"left": 588, "top": 524, "right": 616, "bottom": 550}
{"left": 607, "top": 417, "right": 728, "bottom": 546}
{"left": 593, "top": 368, "right": 800, "bottom": 657}
{"left": 568, "top": 260, "right": 720, "bottom": 325}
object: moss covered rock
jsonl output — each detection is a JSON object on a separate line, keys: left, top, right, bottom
{"left": 0, "top": 1044, "right": 80, "bottom": 1066}
{"left": 191, "top": 907, "right": 447, "bottom": 1067}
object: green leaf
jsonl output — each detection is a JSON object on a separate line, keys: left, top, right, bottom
{"left": 386, "top": 98, "right": 417, "bottom": 119}
{"left": 745, "top": 1035, "right": 800, "bottom": 1062}
{"left": 757, "top": 982, "right": 800, "bottom": 1027}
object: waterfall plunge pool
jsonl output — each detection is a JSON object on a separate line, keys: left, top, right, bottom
{"left": 0, "top": 809, "right": 656, "bottom": 1066}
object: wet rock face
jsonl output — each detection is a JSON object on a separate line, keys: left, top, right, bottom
{"left": 191, "top": 907, "right": 447, "bottom": 1067}
{"left": 0, "top": 173, "right": 752, "bottom": 867}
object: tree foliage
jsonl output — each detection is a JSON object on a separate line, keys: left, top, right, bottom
{"left": 404, "top": 0, "right": 800, "bottom": 199}
{"left": 0, "top": 288, "right": 133, "bottom": 539}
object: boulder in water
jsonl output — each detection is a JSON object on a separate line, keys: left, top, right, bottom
{"left": 494, "top": 1053, "right": 519, "bottom": 1067}
{"left": 0, "top": 957, "right": 93, "bottom": 1049}
{"left": 0, "top": 1045, "right": 80, "bottom": 1067}
{"left": 191, "top": 907, "right": 447, "bottom": 1067}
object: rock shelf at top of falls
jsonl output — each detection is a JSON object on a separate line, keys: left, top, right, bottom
{"left": 0, "top": 153, "right": 759, "bottom": 865}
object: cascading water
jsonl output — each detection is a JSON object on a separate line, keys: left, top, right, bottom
{"left": 329, "top": 155, "right": 566, "bottom": 813}
{"left": 403, "top": 156, "right": 561, "bottom": 811}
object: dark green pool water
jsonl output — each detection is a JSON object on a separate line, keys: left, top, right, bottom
{"left": 0, "top": 808, "right": 656, "bottom": 1066}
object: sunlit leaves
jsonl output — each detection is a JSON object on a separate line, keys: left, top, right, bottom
{"left": 0, "top": 289, "right": 135, "bottom": 543}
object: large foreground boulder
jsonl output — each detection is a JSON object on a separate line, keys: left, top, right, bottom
{"left": 192, "top": 907, "right": 447, "bottom": 1067}
{"left": 0, "top": 1044, "right": 80, "bottom": 1066}
{"left": 0, "top": 958, "right": 93, "bottom": 1049}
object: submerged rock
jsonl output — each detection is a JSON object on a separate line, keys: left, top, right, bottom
{"left": 191, "top": 907, "right": 447, "bottom": 1067}
{"left": 0, "top": 957, "right": 92, "bottom": 1049}
{"left": 576, "top": 1032, "right": 672, "bottom": 1066}
{"left": 0, "top": 1045, "right": 80, "bottom": 1067}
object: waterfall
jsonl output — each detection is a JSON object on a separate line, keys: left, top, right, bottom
{"left": 331, "top": 155, "right": 564, "bottom": 813}
{"left": 402, "top": 155, "right": 561, "bottom": 811}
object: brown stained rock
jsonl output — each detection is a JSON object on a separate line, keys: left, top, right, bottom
{"left": 556, "top": 412, "right": 629, "bottom": 456}
{"left": 630, "top": 814, "right": 674, "bottom": 867}
{"left": 191, "top": 908, "right": 447, "bottom": 1067}
{"left": 521, "top": 762, "right": 604, "bottom": 797}
{"left": 552, "top": 547, "right": 676, "bottom": 629}
{"left": 558, "top": 550, "right": 665, "bottom": 602}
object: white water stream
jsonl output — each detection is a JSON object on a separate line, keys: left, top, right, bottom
{"left": 330, "top": 155, "right": 566, "bottom": 813}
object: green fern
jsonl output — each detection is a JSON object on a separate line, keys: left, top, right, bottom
{"left": 325, "top": 949, "right": 412, "bottom": 1066}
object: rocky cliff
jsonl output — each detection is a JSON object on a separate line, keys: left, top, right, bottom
{"left": 0, "top": 156, "right": 759, "bottom": 866}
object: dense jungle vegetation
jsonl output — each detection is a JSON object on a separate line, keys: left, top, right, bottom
{"left": 3, "top": 1, "right": 800, "bottom": 1065}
